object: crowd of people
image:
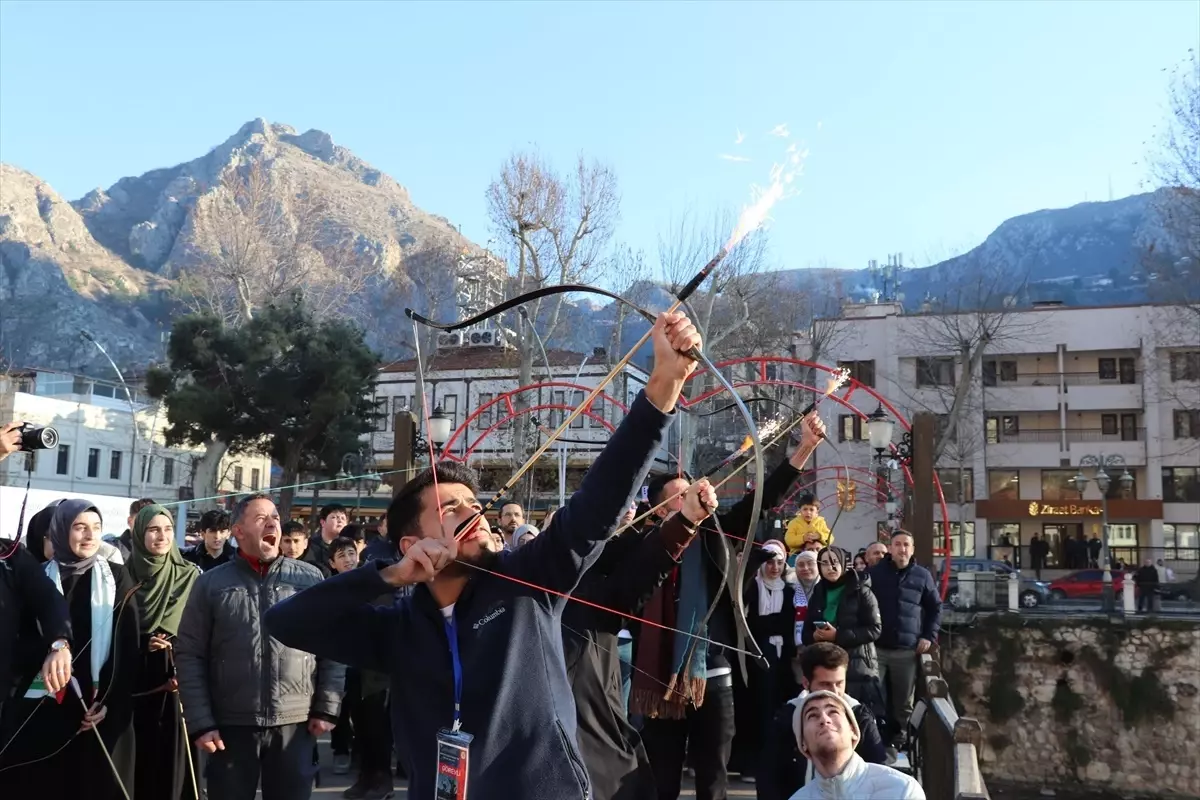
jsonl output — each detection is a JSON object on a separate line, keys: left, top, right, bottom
{"left": 0, "top": 312, "right": 937, "bottom": 800}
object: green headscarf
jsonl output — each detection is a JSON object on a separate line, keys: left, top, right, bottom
{"left": 130, "top": 504, "right": 198, "bottom": 636}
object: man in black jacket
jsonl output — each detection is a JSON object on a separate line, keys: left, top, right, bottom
{"left": 265, "top": 311, "right": 700, "bottom": 800}
{"left": 756, "top": 643, "right": 886, "bottom": 800}
{"left": 563, "top": 478, "right": 718, "bottom": 800}
{"left": 867, "top": 530, "right": 942, "bottom": 747}
{"left": 635, "top": 413, "right": 826, "bottom": 800}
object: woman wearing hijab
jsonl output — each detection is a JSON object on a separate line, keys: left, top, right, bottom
{"left": 129, "top": 503, "right": 201, "bottom": 799}
{"left": 800, "top": 546, "right": 885, "bottom": 712}
{"left": 740, "top": 539, "right": 799, "bottom": 778}
{"left": 0, "top": 499, "right": 140, "bottom": 799}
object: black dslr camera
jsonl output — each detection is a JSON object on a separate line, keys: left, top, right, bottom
{"left": 19, "top": 423, "right": 59, "bottom": 450}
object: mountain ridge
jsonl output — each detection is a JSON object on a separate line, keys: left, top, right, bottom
{"left": 0, "top": 120, "right": 1180, "bottom": 373}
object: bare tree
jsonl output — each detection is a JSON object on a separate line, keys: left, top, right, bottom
{"left": 603, "top": 245, "right": 654, "bottom": 362}
{"left": 891, "top": 258, "right": 1043, "bottom": 463}
{"left": 172, "top": 161, "right": 376, "bottom": 505}
{"left": 178, "top": 161, "right": 371, "bottom": 324}
{"left": 487, "top": 151, "right": 620, "bottom": 504}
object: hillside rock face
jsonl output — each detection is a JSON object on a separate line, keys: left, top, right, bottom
{"left": 1, "top": 120, "right": 480, "bottom": 373}
{"left": 0, "top": 164, "right": 167, "bottom": 370}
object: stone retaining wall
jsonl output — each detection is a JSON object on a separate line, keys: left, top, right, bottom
{"left": 939, "top": 615, "right": 1200, "bottom": 798}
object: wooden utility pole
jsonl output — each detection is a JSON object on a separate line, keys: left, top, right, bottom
{"left": 392, "top": 411, "right": 417, "bottom": 497}
{"left": 909, "top": 412, "right": 937, "bottom": 567}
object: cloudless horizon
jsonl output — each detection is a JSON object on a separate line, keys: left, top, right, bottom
{"left": 1, "top": 0, "right": 1195, "bottom": 273}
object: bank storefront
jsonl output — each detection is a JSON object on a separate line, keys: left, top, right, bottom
{"left": 978, "top": 498, "right": 1166, "bottom": 570}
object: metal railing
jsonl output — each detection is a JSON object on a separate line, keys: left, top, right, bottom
{"left": 913, "top": 654, "right": 989, "bottom": 799}
{"left": 982, "top": 370, "right": 1142, "bottom": 388}
{"left": 989, "top": 427, "right": 1146, "bottom": 444}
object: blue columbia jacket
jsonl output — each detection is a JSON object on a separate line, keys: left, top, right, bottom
{"left": 266, "top": 391, "right": 672, "bottom": 800}
{"left": 868, "top": 556, "right": 942, "bottom": 650}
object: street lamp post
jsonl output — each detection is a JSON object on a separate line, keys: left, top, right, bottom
{"left": 1071, "top": 454, "right": 1134, "bottom": 612}
{"left": 335, "top": 449, "right": 383, "bottom": 520}
{"left": 80, "top": 330, "right": 152, "bottom": 496}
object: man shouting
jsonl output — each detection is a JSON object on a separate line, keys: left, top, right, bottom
{"left": 266, "top": 312, "right": 701, "bottom": 800}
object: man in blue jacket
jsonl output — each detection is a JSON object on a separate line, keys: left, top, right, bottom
{"left": 867, "top": 529, "right": 942, "bottom": 748}
{"left": 265, "top": 311, "right": 700, "bottom": 800}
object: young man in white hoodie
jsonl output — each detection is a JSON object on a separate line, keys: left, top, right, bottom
{"left": 756, "top": 643, "right": 887, "bottom": 799}
{"left": 790, "top": 690, "right": 924, "bottom": 799}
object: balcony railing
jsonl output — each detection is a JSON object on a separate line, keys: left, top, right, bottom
{"left": 983, "top": 370, "right": 1142, "bottom": 388}
{"left": 990, "top": 427, "right": 1145, "bottom": 444}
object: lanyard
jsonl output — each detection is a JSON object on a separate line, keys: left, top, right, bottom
{"left": 445, "top": 616, "right": 463, "bottom": 731}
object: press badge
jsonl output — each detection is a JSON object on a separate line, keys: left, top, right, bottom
{"left": 434, "top": 728, "right": 473, "bottom": 800}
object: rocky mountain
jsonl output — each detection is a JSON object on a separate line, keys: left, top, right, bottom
{"left": 0, "top": 120, "right": 1183, "bottom": 375}
{"left": 1, "top": 119, "right": 476, "bottom": 373}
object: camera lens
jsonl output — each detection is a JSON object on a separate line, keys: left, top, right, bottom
{"left": 19, "top": 425, "right": 59, "bottom": 451}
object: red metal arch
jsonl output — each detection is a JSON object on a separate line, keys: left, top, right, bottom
{"left": 682, "top": 356, "right": 953, "bottom": 597}
{"left": 439, "top": 381, "right": 624, "bottom": 463}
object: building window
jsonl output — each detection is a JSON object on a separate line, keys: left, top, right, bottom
{"left": 251, "top": 468, "right": 261, "bottom": 491}
{"left": 477, "top": 393, "right": 494, "bottom": 430}
{"left": 163, "top": 458, "right": 174, "bottom": 485}
{"left": 1163, "top": 467, "right": 1200, "bottom": 503}
{"left": 1098, "top": 358, "right": 1116, "bottom": 380}
{"left": 940, "top": 521, "right": 976, "bottom": 558}
{"left": 1163, "top": 524, "right": 1199, "bottom": 560}
{"left": 590, "top": 396, "right": 606, "bottom": 428}
{"left": 140, "top": 455, "right": 150, "bottom": 485}
{"left": 393, "top": 396, "right": 412, "bottom": 416}
{"left": 570, "top": 391, "right": 585, "bottom": 429}
{"left": 442, "top": 395, "right": 458, "bottom": 427}
{"left": 87, "top": 448, "right": 100, "bottom": 478}
{"left": 984, "top": 416, "right": 1020, "bottom": 443}
{"left": 1108, "top": 523, "right": 1138, "bottom": 548}
{"left": 1174, "top": 409, "right": 1200, "bottom": 439}
{"left": 936, "top": 468, "right": 974, "bottom": 504}
{"left": 1169, "top": 351, "right": 1200, "bottom": 381}
{"left": 999, "top": 360, "right": 1018, "bottom": 382}
{"left": 838, "top": 415, "right": 866, "bottom": 442}
{"left": 837, "top": 360, "right": 875, "bottom": 388}
{"left": 916, "top": 357, "right": 955, "bottom": 387}
{"left": 233, "top": 466, "right": 244, "bottom": 491}
{"left": 1101, "top": 414, "right": 1118, "bottom": 436}
{"left": 551, "top": 390, "right": 566, "bottom": 428}
{"left": 988, "top": 470, "right": 1019, "bottom": 500}
{"left": 56, "top": 444, "right": 71, "bottom": 476}
{"left": 109, "top": 451, "right": 123, "bottom": 481}
{"left": 23, "top": 451, "right": 36, "bottom": 473}
{"left": 1041, "top": 469, "right": 1082, "bottom": 502}
{"left": 374, "top": 398, "right": 389, "bottom": 432}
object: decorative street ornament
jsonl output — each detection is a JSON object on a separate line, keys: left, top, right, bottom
{"left": 836, "top": 474, "right": 857, "bottom": 511}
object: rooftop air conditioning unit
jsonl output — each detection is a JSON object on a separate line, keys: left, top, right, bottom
{"left": 437, "top": 332, "right": 463, "bottom": 348}
{"left": 468, "top": 330, "right": 496, "bottom": 347}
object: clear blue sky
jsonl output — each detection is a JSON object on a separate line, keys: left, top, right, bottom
{"left": 1, "top": 0, "right": 1195, "bottom": 273}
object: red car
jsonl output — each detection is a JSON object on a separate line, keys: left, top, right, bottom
{"left": 1048, "top": 569, "right": 1128, "bottom": 600}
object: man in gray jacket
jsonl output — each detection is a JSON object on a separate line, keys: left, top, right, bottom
{"left": 177, "top": 493, "right": 346, "bottom": 800}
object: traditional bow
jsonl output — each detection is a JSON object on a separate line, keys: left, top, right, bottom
{"left": 407, "top": 266, "right": 771, "bottom": 680}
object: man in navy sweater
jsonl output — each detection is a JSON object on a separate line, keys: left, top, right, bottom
{"left": 867, "top": 530, "right": 942, "bottom": 748}
{"left": 266, "top": 311, "right": 700, "bottom": 800}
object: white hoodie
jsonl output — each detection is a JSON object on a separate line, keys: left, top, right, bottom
{"left": 787, "top": 752, "right": 925, "bottom": 799}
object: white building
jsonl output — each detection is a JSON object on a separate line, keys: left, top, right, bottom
{"left": 364, "top": 343, "right": 675, "bottom": 512}
{"left": 796, "top": 301, "right": 1199, "bottom": 571}
{"left": 0, "top": 370, "right": 273, "bottom": 533}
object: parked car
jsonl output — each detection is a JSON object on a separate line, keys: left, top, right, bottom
{"left": 1047, "top": 569, "right": 1128, "bottom": 600}
{"left": 943, "top": 559, "right": 1053, "bottom": 609}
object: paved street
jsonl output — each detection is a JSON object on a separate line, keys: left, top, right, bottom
{"left": 263, "top": 739, "right": 760, "bottom": 798}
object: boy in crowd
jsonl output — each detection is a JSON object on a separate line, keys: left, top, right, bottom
{"left": 279, "top": 521, "right": 310, "bottom": 560}
{"left": 185, "top": 509, "right": 236, "bottom": 571}
{"left": 324, "top": 535, "right": 363, "bottom": 775}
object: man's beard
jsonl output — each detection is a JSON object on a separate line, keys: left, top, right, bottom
{"left": 444, "top": 546, "right": 501, "bottom": 577}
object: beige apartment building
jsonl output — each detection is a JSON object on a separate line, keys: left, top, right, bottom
{"left": 795, "top": 301, "right": 1199, "bottom": 570}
